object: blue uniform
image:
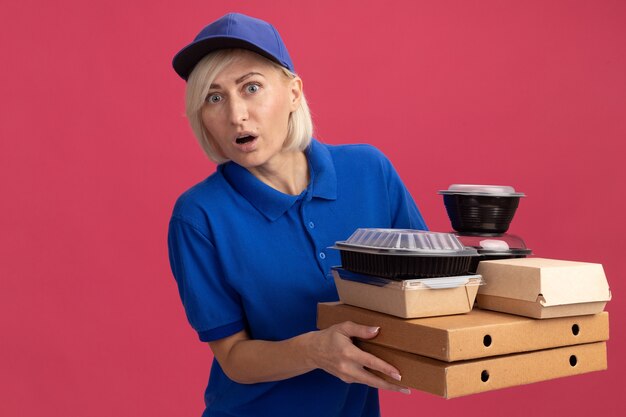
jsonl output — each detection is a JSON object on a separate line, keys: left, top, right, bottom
{"left": 168, "top": 139, "right": 427, "bottom": 417}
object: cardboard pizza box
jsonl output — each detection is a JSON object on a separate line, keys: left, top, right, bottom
{"left": 357, "top": 341, "right": 607, "bottom": 399}
{"left": 317, "top": 302, "right": 609, "bottom": 361}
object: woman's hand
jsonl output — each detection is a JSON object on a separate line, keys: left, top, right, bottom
{"left": 306, "top": 321, "right": 411, "bottom": 394}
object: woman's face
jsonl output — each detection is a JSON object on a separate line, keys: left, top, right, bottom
{"left": 201, "top": 50, "right": 302, "bottom": 170}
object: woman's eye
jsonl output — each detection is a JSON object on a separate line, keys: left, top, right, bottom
{"left": 246, "top": 84, "right": 260, "bottom": 94}
{"left": 206, "top": 94, "right": 222, "bottom": 103}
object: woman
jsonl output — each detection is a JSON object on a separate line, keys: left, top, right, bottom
{"left": 168, "top": 13, "right": 428, "bottom": 417}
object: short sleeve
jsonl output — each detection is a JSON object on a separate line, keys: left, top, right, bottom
{"left": 381, "top": 156, "right": 428, "bottom": 231}
{"left": 167, "top": 217, "right": 245, "bottom": 342}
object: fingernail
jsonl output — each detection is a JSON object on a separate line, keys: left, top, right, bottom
{"left": 367, "top": 326, "right": 380, "bottom": 334}
{"left": 390, "top": 372, "right": 402, "bottom": 381}
{"left": 400, "top": 388, "right": 411, "bottom": 395}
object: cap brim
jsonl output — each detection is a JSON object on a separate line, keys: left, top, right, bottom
{"left": 172, "top": 36, "right": 285, "bottom": 80}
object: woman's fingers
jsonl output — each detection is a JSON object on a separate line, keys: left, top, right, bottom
{"left": 350, "top": 346, "right": 401, "bottom": 382}
{"left": 336, "top": 320, "right": 381, "bottom": 340}
{"left": 333, "top": 347, "right": 409, "bottom": 394}
{"left": 336, "top": 322, "right": 404, "bottom": 381}
{"left": 351, "top": 366, "right": 411, "bottom": 394}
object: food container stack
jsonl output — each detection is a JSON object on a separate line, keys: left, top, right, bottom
{"left": 438, "top": 184, "right": 532, "bottom": 272}
{"left": 435, "top": 183, "right": 611, "bottom": 319}
{"left": 331, "top": 228, "right": 482, "bottom": 319}
{"left": 317, "top": 187, "right": 611, "bottom": 397}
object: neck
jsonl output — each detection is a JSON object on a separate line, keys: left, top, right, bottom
{"left": 248, "top": 150, "right": 309, "bottom": 195}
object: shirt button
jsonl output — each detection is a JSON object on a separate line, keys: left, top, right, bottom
{"left": 308, "top": 221, "right": 315, "bottom": 229}
{"left": 319, "top": 252, "right": 326, "bottom": 259}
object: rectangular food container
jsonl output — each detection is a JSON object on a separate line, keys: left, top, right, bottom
{"left": 332, "top": 267, "right": 483, "bottom": 318}
{"left": 476, "top": 258, "right": 612, "bottom": 319}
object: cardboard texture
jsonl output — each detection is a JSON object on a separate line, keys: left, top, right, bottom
{"left": 317, "top": 302, "right": 609, "bottom": 361}
{"left": 332, "top": 269, "right": 480, "bottom": 318}
{"left": 357, "top": 341, "right": 607, "bottom": 398}
{"left": 476, "top": 258, "right": 611, "bottom": 318}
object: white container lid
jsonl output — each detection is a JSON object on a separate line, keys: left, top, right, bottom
{"left": 334, "top": 267, "right": 483, "bottom": 290}
{"left": 438, "top": 184, "right": 526, "bottom": 197}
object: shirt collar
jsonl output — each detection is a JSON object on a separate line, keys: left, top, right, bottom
{"left": 220, "top": 139, "right": 337, "bottom": 221}
{"left": 307, "top": 138, "right": 337, "bottom": 201}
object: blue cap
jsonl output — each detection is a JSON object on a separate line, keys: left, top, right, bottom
{"left": 172, "top": 13, "right": 295, "bottom": 80}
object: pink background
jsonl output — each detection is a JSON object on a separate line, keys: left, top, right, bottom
{"left": 1, "top": 0, "right": 625, "bottom": 415}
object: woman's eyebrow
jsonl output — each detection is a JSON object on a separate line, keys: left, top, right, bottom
{"left": 235, "top": 72, "right": 264, "bottom": 84}
{"left": 209, "top": 72, "right": 264, "bottom": 90}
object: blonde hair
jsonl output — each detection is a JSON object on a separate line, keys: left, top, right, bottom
{"left": 185, "top": 49, "right": 313, "bottom": 164}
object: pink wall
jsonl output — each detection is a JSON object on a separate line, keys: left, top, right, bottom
{"left": 1, "top": 1, "right": 624, "bottom": 416}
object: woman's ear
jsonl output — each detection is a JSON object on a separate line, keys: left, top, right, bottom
{"left": 288, "top": 77, "right": 303, "bottom": 112}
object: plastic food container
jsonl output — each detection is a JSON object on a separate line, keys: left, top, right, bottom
{"left": 333, "top": 228, "right": 479, "bottom": 279}
{"left": 438, "top": 184, "right": 526, "bottom": 235}
{"left": 455, "top": 233, "right": 533, "bottom": 273}
{"left": 332, "top": 267, "right": 484, "bottom": 318}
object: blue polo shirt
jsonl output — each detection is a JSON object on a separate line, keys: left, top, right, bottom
{"left": 168, "top": 139, "right": 427, "bottom": 417}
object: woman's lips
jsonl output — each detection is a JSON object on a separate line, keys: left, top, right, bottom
{"left": 234, "top": 135, "right": 258, "bottom": 152}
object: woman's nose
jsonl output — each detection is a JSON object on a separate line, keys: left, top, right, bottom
{"left": 228, "top": 96, "right": 249, "bottom": 124}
